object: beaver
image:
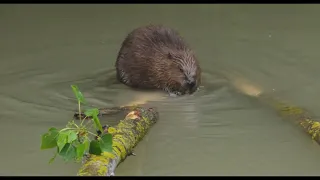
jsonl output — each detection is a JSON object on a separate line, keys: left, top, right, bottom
{"left": 115, "top": 24, "right": 201, "bottom": 96}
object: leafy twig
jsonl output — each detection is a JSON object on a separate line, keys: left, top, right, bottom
{"left": 40, "top": 85, "right": 113, "bottom": 164}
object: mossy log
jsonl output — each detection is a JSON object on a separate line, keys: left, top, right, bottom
{"left": 226, "top": 74, "right": 320, "bottom": 146}
{"left": 257, "top": 94, "right": 320, "bottom": 145}
{"left": 76, "top": 106, "right": 159, "bottom": 176}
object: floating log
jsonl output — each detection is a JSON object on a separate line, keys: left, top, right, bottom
{"left": 228, "top": 75, "right": 320, "bottom": 145}
{"left": 76, "top": 106, "right": 159, "bottom": 176}
{"left": 258, "top": 94, "right": 320, "bottom": 145}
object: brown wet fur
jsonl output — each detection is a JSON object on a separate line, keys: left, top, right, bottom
{"left": 115, "top": 24, "right": 202, "bottom": 96}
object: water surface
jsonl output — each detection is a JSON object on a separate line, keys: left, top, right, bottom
{"left": 1, "top": 4, "right": 320, "bottom": 175}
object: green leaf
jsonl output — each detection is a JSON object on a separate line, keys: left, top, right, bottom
{"left": 84, "top": 108, "right": 103, "bottom": 132}
{"left": 99, "top": 134, "right": 113, "bottom": 152}
{"left": 76, "top": 143, "right": 86, "bottom": 159}
{"left": 84, "top": 138, "right": 90, "bottom": 151}
{"left": 75, "top": 138, "right": 90, "bottom": 161}
{"left": 48, "top": 152, "right": 58, "bottom": 164}
{"left": 67, "top": 131, "right": 77, "bottom": 143}
{"left": 92, "top": 116, "right": 103, "bottom": 134}
{"left": 40, "top": 127, "right": 59, "bottom": 150}
{"left": 71, "top": 85, "right": 85, "bottom": 104}
{"left": 57, "top": 132, "right": 68, "bottom": 152}
{"left": 84, "top": 108, "right": 99, "bottom": 117}
{"left": 89, "top": 140, "right": 102, "bottom": 155}
{"left": 59, "top": 143, "right": 77, "bottom": 161}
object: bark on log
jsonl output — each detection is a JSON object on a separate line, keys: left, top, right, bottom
{"left": 76, "top": 106, "right": 159, "bottom": 176}
{"left": 257, "top": 94, "right": 320, "bottom": 145}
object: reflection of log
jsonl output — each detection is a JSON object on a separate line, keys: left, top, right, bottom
{"left": 258, "top": 94, "right": 320, "bottom": 145}
{"left": 77, "top": 106, "right": 159, "bottom": 176}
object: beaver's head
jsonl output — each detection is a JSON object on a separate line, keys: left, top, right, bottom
{"left": 163, "top": 50, "right": 201, "bottom": 96}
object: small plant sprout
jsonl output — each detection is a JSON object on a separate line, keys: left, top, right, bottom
{"left": 40, "top": 85, "right": 112, "bottom": 163}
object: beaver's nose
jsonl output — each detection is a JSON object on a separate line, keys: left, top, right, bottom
{"left": 187, "top": 81, "right": 196, "bottom": 88}
{"left": 186, "top": 80, "right": 197, "bottom": 92}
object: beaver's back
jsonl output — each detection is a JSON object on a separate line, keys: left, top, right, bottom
{"left": 115, "top": 25, "right": 192, "bottom": 90}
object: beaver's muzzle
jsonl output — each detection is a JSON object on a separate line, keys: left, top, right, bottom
{"left": 186, "top": 80, "right": 197, "bottom": 94}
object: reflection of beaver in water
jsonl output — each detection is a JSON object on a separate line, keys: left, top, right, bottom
{"left": 115, "top": 24, "right": 201, "bottom": 96}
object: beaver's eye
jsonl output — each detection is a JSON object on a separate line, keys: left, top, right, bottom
{"left": 179, "top": 68, "right": 184, "bottom": 73}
